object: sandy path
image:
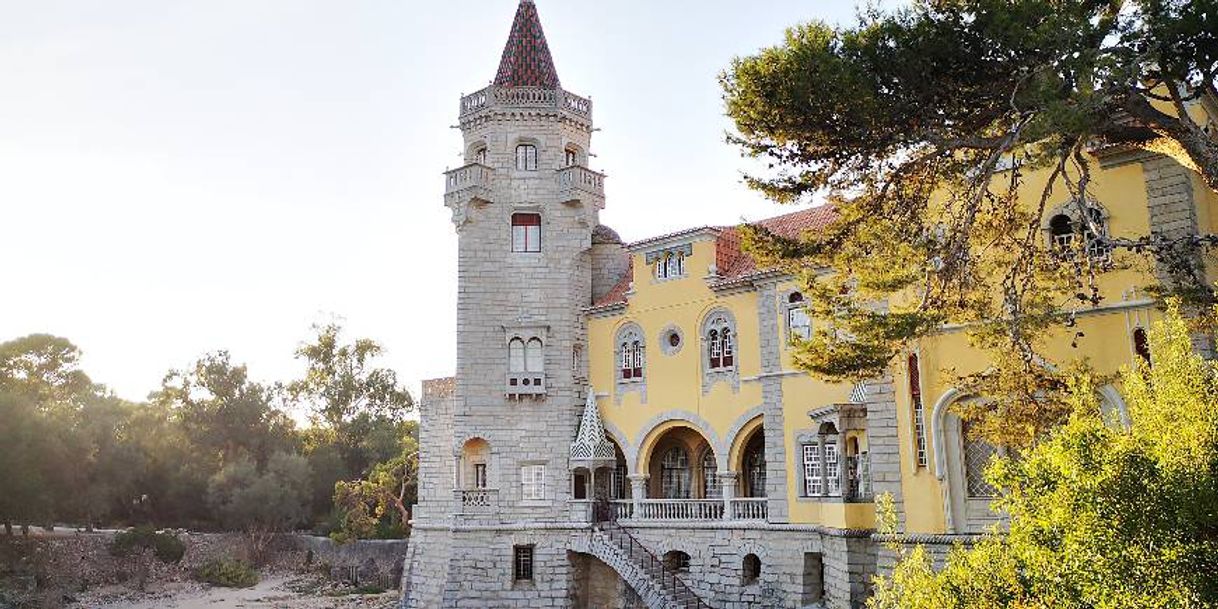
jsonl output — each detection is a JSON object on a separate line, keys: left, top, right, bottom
{"left": 72, "top": 575, "right": 398, "bottom": 609}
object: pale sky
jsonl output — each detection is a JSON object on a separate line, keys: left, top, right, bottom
{"left": 0, "top": 0, "right": 872, "bottom": 405}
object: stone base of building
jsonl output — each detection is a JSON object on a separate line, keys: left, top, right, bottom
{"left": 401, "top": 520, "right": 877, "bottom": 609}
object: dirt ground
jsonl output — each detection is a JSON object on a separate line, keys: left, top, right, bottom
{"left": 66, "top": 574, "right": 399, "bottom": 609}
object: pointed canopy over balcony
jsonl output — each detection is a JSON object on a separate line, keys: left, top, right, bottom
{"left": 570, "top": 390, "right": 617, "bottom": 469}
{"left": 494, "top": 0, "right": 561, "bottom": 88}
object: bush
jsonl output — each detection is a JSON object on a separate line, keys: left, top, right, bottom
{"left": 109, "top": 527, "right": 186, "bottom": 564}
{"left": 194, "top": 558, "right": 258, "bottom": 588}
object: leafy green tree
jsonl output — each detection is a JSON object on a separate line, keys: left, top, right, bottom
{"left": 870, "top": 302, "right": 1218, "bottom": 609}
{"left": 155, "top": 352, "right": 298, "bottom": 467}
{"left": 207, "top": 452, "right": 312, "bottom": 563}
{"left": 289, "top": 322, "right": 413, "bottom": 430}
{"left": 331, "top": 441, "right": 418, "bottom": 543}
{"left": 722, "top": 0, "right": 1218, "bottom": 445}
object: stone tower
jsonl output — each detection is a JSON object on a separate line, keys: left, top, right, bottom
{"left": 403, "top": 1, "right": 607, "bottom": 605}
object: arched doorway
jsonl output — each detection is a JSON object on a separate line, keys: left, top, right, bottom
{"left": 740, "top": 428, "right": 766, "bottom": 498}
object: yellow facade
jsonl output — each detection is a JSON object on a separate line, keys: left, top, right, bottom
{"left": 586, "top": 137, "right": 1212, "bottom": 535}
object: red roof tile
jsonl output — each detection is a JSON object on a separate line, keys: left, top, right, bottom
{"left": 587, "top": 206, "right": 836, "bottom": 311}
{"left": 494, "top": 1, "right": 561, "bottom": 89}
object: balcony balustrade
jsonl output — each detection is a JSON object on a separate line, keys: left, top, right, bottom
{"left": 557, "top": 165, "right": 606, "bottom": 209}
{"left": 459, "top": 85, "right": 592, "bottom": 120}
{"left": 443, "top": 163, "right": 494, "bottom": 207}
{"left": 729, "top": 498, "right": 768, "bottom": 520}
{"left": 453, "top": 488, "right": 499, "bottom": 515}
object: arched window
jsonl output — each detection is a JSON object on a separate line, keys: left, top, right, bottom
{"left": 1049, "top": 207, "right": 1110, "bottom": 261}
{"left": 1133, "top": 327, "right": 1151, "bottom": 367}
{"left": 515, "top": 144, "right": 538, "bottom": 171}
{"left": 720, "top": 328, "right": 735, "bottom": 368}
{"left": 654, "top": 257, "right": 666, "bottom": 279}
{"left": 676, "top": 252, "right": 685, "bottom": 276}
{"left": 564, "top": 147, "right": 579, "bottom": 167}
{"left": 511, "top": 213, "right": 541, "bottom": 253}
{"left": 787, "top": 292, "right": 811, "bottom": 340}
{"left": 473, "top": 146, "right": 488, "bottom": 165}
{"left": 908, "top": 353, "right": 928, "bottom": 468}
{"left": 616, "top": 325, "right": 645, "bottom": 382}
{"left": 1049, "top": 214, "right": 1074, "bottom": 250}
{"left": 743, "top": 431, "right": 766, "bottom": 498}
{"left": 663, "top": 551, "right": 691, "bottom": 573}
{"left": 708, "top": 329, "right": 721, "bottom": 368}
{"left": 525, "top": 338, "right": 544, "bottom": 372}
{"left": 962, "top": 420, "right": 998, "bottom": 498}
{"left": 660, "top": 446, "right": 690, "bottom": 499}
{"left": 701, "top": 449, "right": 720, "bottom": 498}
{"left": 508, "top": 338, "right": 526, "bottom": 372}
{"left": 742, "top": 554, "right": 761, "bottom": 584}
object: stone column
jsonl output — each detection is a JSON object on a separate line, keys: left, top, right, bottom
{"left": 718, "top": 471, "right": 739, "bottom": 519}
{"left": 628, "top": 474, "right": 649, "bottom": 518}
{"left": 837, "top": 430, "right": 849, "bottom": 498}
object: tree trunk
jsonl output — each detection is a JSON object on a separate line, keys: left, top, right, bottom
{"left": 1121, "top": 92, "right": 1218, "bottom": 193}
{"left": 3, "top": 522, "right": 11, "bottom": 536}
{"left": 21, "top": 524, "right": 29, "bottom": 536}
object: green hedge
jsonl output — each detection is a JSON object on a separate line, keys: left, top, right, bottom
{"left": 194, "top": 558, "right": 258, "bottom": 588}
{"left": 109, "top": 527, "right": 186, "bottom": 564}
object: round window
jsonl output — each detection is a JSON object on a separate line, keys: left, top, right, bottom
{"left": 660, "top": 326, "right": 684, "bottom": 356}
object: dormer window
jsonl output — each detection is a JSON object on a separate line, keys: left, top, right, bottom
{"left": 511, "top": 213, "right": 541, "bottom": 253}
{"left": 515, "top": 144, "right": 538, "bottom": 171}
{"left": 647, "top": 244, "right": 692, "bottom": 280}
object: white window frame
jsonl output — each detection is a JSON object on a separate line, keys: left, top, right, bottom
{"left": 511, "top": 213, "right": 541, "bottom": 253}
{"left": 802, "top": 444, "right": 822, "bottom": 496}
{"left": 521, "top": 464, "right": 546, "bottom": 500}
{"left": 825, "top": 442, "right": 841, "bottom": 497}
{"left": 515, "top": 144, "right": 538, "bottom": 171}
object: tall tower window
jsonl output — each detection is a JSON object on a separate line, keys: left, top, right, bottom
{"left": 525, "top": 338, "right": 544, "bottom": 372}
{"left": 509, "top": 338, "right": 526, "bottom": 372}
{"left": 908, "top": 353, "right": 928, "bottom": 468}
{"left": 564, "top": 148, "right": 578, "bottom": 167}
{"left": 515, "top": 144, "right": 538, "bottom": 171}
{"left": 511, "top": 213, "right": 541, "bottom": 252}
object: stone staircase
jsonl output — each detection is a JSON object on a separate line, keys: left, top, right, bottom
{"left": 589, "top": 522, "right": 712, "bottom": 609}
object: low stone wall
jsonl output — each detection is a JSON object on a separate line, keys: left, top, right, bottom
{"left": 0, "top": 531, "right": 409, "bottom": 608}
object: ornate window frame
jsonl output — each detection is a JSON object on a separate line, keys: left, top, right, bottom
{"left": 614, "top": 322, "right": 647, "bottom": 404}
{"left": 646, "top": 243, "right": 692, "bottom": 282}
{"left": 1042, "top": 199, "right": 1112, "bottom": 263}
{"left": 784, "top": 290, "right": 812, "bottom": 343}
{"left": 701, "top": 308, "right": 740, "bottom": 394}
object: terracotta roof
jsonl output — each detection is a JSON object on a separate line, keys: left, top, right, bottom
{"left": 494, "top": 1, "right": 561, "bottom": 89}
{"left": 587, "top": 206, "right": 836, "bottom": 311}
{"left": 714, "top": 206, "right": 838, "bottom": 283}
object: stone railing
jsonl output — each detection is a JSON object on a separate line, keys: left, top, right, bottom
{"left": 729, "top": 498, "right": 768, "bottom": 521}
{"left": 557, "top": 165, "right": 605, "bottom": 203}
{"left": 453, "top": 488, "right": 498, "bottom": 514}
{"left": 609, "top": 500, "right": 634, "bottom": 521}
{"left": 444, "top": 163, "right": 494, "bottom": 195}
{"left": 459, "top": 85, "right": 593, "bottom": 119}
{"left": 636, "top": 499, "right": 725, "bottom": 521}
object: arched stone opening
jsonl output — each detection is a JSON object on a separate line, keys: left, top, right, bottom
{"left": 739, "top": 427, "right": 767, "bottom": 498}
{"left": 643, "top": 425, "right": 717, "bottom": 499}
{"left": 458, "top": 437, "right": 491, "bottom": 489}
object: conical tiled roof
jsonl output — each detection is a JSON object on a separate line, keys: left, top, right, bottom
{"left": 570, "top": 390, "right": 616, "bottom": 465}
{"left": 494, "top": 0, "right": 561, "bottom": 88}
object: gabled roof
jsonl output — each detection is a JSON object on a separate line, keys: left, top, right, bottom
{"left": 494, "top": 0, "right": 561, "bottom": 89}
{"left": 587, "top": 205, "right": 837, "bottom": 311}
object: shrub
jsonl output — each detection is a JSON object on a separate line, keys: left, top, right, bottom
{"left": 194, "top": 558, "right": 258, "bottom": 588}
{"left": 109, "top": 527, "right": 185, "bottom": 564}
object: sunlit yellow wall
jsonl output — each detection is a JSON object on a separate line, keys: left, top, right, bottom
{"left": 588, "top": 126, "right": 1212, "bottom": 534}
{"left": 588, "top": 234, "right": 764, "bottom": 474}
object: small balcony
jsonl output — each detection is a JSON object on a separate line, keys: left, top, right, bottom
{"left": 443, "top": 163, "right": 494, "bottom": 207}
{"left": 453, "top": 488, "right": 499, "bottom": 517}
{"left": 557, "top": 165, "right": 606, "bottom": 209}
{"left": 506, "top": 371, "right": 546, "bottom": 398}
